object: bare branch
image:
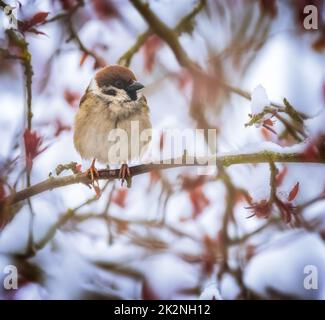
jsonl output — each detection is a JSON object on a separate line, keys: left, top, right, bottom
{"left": 118, "top": 0, "right": 206, "bottom": 67}
{"left": 2, "top": 151, "right": 325, "bottom": 206}
{"left": 130, "top": 0, "right": 200, "bottom": 71}
{"left": 129, "top": 0, "right": 296, "bottom": 118}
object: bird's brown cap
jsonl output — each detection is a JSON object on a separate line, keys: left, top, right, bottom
{"left": 95, "top": 65, "right": 136, "bottom": 88}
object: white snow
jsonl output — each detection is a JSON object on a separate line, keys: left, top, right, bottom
{"left": 0, "top": 0, "right": 325, "bottom": 301}
{"left": 251, "top": 85, "right": 271, "bottom": 115}
{"left": 199, "top": 283, "right": 223, "bottom": 300}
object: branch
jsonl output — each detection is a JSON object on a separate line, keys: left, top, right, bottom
{"left": 129, "top": 0, "right": 292, "bottom": 116}
{"left": 40, "top": 0, "right": 84, "bottom": 25}
{"left": 2, "top": 151, "right": 325, "bottom": 206}
{"left": 66, "top": 18, "right": 100, "bottom": 64}
{"left": 6, "top": 30, "right": 33, "bottom": 130}
{"left": 268, "top": 161, "right": 277, "bottom": 202}
{"left": 118, "top": 30, "right": 151, "bottom": 67}
{"left": 130, "top": 0, "right": 200, "bottom": 71}
{"left": 118, "top": 0, "right": 206, "bottom": 67}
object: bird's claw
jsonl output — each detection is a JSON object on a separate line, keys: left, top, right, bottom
{"left": 86, "top": 159, "right": 101, "bottom": 196}
{"left": 119, "top": 164, "right": 131, "bottom": 187}
{"left": 87, "top": 166, "right": 99, "bottom": 184}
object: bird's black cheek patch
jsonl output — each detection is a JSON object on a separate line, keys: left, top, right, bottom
{"left": 127, "top": 90, "right": 137, "bottom": 101}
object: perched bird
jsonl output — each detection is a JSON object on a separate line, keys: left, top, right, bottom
{"left": 73, "top": 65, "right": 152, "bottom": 187}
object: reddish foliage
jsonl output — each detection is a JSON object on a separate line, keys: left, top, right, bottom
{"left": 54, "top": 119, "right": 71, "bottom": 137}
{"left": 319, "top": 229, "right": 325, "bottom": 241}
{"left": 316, "top": 134, "right": 325, "bottom": 154}
{"left": 312, "top": 34, "right": 325, "bottom": 52}
{"left": 246, "top": 200, "right": 271, "bottom": 219}
{"left": 215, "top": 229, "right": 224, "bottom": 248}
{"left": 201, "top": 251, "right": 215, "bottom": 275}
{"left": 148, "top": 170, "right": 161, "bottom": 189}
{"left": 23, "top": 129, "right": 47, "bottom": 172}
{"left": 79, "top": 50, "right": 106, "bottom": 70}
{"left": 301, "top": 134, "right": 325, "bottom": 161}
{"left": 176, "top": 70, "right": 192, "bottom": 91}
{"left": 79, "top": 52, "right": 89, "bottom": 67}
{"left": 276, "top": 166, "right": 288, "bottom": 186}
{"left": 262, "top": 124, "right": 277, "bottom": 135}
{"left": 189, "top": 186, "right": 210, "bottom": 218}
{"left": 203, "top": 234, "right": 217, "bottom": 249}
{"left": 302, "top": 142, "right": 320, "bottom": 161}
{"left": 19, "top": 12, "right": 49, "bottom": 34}
{"left": 288, "top": 182, "right": 299, "bottom": 201}
{"left": 112, "top": 188, "right": 128, "bottom": 208}
{"left": 234, "top": 190, "right": 252, "bottom": 204}
{"left": 262, "top": 118, "right": 277, "bottom": 135}
{"left": 0, "top": 180, "right": 5, "bottom": 201}
{"left": 234, "top": 190, "right": 245, "bottom": 203}
{"left": 263, "top": 118, "right": 274, "bottom": 127}
{"left": 116, "top": 220, "right": 128, "bottom": 234}
{"left": 59, "top": 0, "right": 77, "bottom": 10}
{"left": 93, "top": 55, "right": 107, "bottom": 70}
{"left": 0, "top": 208, "right": 10, "bottom": 230}
{"left": 201, "top": 234, "right": 218, "bottom": 274}
{"left": 276, "top": 199, "right": 296, "bottom": 223}
{"left": 142, "top": 280, "right": 160, "bottom": 300}
{"left": 64, "top": 89, "right": 81, "bottom": 108}
{"left": 159, "top": 132, "right": 164, "bottom": 151}
{"left": 261, "top": 127, "right": 271, "bottom": 140}
{"left": 91, "top": 0, "right": 119, "bottom": 20}
{"left": 27, "top": 12, "right": 49, "bottom": 26}
{"left": 246, "top": 196, "right": 298, "bottom": 223}
{"left": 259, "top": 0, "right": 278, "bottom": 18}
{"left": 143, "top": 35, "right": 162, "bottom": 73}
{"left": 94, "top": 185, "right": 101, "bottom": 199}
{"left": 245, "top": 244, "right": 256, "bottom": 261}
{"left": 193, "top": 73, "right": 220, "bottom": 105}
{"left": 181, "top": 175, "right": 206, "bottom": 191}
{"left": 27, "top": 28, "right": 47, "bottom": 36}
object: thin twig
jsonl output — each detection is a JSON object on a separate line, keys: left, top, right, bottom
{"left": 268, "top": 161, "right": 278, "bottom": 202}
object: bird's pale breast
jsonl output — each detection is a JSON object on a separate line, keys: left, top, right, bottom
{"left": 74, "top": 94, "right": 151, "bottom": 165}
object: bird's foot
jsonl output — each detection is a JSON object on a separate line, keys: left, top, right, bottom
{"left": 86, "top": 159, "right": 101, "bottom": 197}
{"left": 86, "top": 159, "right": 99, "bottom": 184}
{"left": 119, "top": 164, "right": 131, "bottom": 187}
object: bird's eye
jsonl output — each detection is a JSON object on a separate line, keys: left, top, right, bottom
{"left": 115, "top": 80, "right": 123, "bottom": 88}
{"left": 103, "top": 89, "right": 116, "bottom": 96}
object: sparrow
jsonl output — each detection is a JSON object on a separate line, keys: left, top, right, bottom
{"left": 73, "top": 65, "right": 152, "bottom": 188}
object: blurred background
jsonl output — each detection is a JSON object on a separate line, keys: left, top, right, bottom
{"left": 0, "top": 0, "right": 325, "bottom": 300}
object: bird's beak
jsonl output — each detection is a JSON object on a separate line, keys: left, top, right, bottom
{"left": 127, "top": 81, "right": 144, "bottom": 91}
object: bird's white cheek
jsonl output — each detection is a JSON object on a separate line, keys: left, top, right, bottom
{"left": 115, "top": 89, "right": 129, "bottom": 102}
